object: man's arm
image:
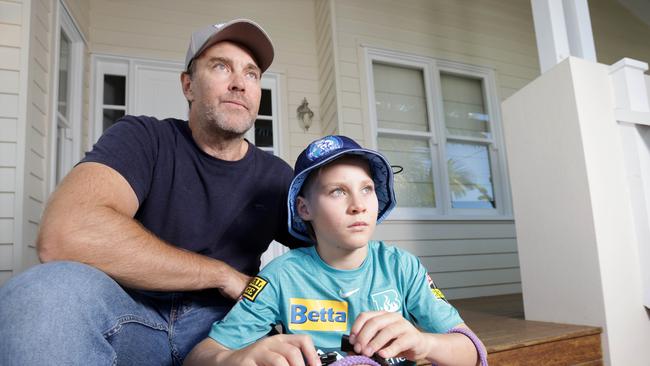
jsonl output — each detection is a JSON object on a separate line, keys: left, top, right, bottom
{"left": 37, "top": 162, "right": 249, "bottom": 296}
{"left": 184, "top": 335, "right": 321, "bottom": 366}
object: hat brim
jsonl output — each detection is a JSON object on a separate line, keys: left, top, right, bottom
{"left": 190, "top": 19, "right": 274, "bottom": 72}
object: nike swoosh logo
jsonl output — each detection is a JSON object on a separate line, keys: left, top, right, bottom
{"left": 339, "top": 288, "right": 360, "bottom": 298}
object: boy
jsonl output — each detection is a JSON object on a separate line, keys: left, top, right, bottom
{"left": 185, "top": 135, "right": 487, "bottom": 366}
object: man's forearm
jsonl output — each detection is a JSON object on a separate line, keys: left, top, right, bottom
{"left": 39, "top": 204, "right": 242, "bottom": 291}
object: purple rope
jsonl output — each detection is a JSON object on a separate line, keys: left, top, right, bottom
{"left": 447, "top": 327, "right": 488, "bottom": 366}
{"left": 329, "top": 355, "right": 381, "bottom": 366}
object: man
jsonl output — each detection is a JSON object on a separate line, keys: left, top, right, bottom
{"left": 0, "top": 19, "right": 308, "bottom": 365}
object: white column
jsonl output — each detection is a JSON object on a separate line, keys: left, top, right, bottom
{"left": 609, "top": 58, "right": 650, "bottom": 308}
{"left": 531, "top": 0, "right": 571, "bottom": 73}
{"left": 531, "top": 0, "right": 597, "bottom": 73}
{"left": 563, "top": 0, "right": 596, "bottom": 62}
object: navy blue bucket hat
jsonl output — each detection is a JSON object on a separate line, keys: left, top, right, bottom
{"left": 288, "top": 135, "right": 396, "bottom": 243}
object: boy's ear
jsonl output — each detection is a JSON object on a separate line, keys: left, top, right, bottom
{"left": 296, "top": 196, "right": 312, "bottom": 220}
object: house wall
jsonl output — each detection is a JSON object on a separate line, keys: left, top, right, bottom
{"left": 314, "top": 0, "right": 339, "bottom": 136}
{"left": 329, "top": 0, "right": 533, "bottom": 299}
{"left": 20, "top": 0, "right": 56, "bottom": 274}
{"left": 0, "top": 0, "right": 27, "bottom": 285}
{"left": 590, "top": 0, "right": 650, "bottom": 67}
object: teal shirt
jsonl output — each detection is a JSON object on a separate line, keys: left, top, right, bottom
{"left": 210, "top": 241, "right": 463, "bottom": 359}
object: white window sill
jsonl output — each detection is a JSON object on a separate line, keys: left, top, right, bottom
{"left": 384, "top": 208, "right": 514, "bottom": 222}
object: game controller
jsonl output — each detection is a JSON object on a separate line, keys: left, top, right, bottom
{"left": 317, "top": 335, "right": 389, "bottom": 366}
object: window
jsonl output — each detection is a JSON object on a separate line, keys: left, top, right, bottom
{"left": 245, "top": 76, "right": 280, "bottom": 155}
{"left": 366, "top": 49, "right": 511, "bottom": 219}
{"left": 51, "top": 3, "right": 83, "bottom": 190}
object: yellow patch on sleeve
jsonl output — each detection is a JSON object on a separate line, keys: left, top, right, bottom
{"left": 242, "top": 276, "right": 268, "bottom": 302}
{"left": 431, "top": 288, "right": 446, "bottom": 300}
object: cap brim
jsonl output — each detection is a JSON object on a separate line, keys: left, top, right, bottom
{"left": 192, "top": 20, "right": 274, "bottom": 72}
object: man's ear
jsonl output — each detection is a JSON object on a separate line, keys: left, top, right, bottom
{"left": 296, "top": 196, "right": 312, "bottom": 221}
{"left": 180, "top": 72, "right": 194, "bottom": 103}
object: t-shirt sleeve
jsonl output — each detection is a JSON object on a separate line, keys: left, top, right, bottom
{"left": 209, "top": 272, "right": 281, "bottom": 349}
{"left": 80, "top": 115, "right": 157, "bottom": 204}
{"left": 401, "top": 252, "right": 463, "bottom": 333}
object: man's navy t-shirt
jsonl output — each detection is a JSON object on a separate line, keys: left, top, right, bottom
{"left": 81, "top": 116, "right": 305, "bottom": 290}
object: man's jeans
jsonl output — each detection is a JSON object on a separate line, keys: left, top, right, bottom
{"left": 0, "top": 261, "right": 230, "bottom": 365}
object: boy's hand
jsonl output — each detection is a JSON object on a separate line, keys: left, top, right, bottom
{"left": 220, "top": 334, "right": 322, "bottom": 366}
{"left": 349, "top": 311, "right": 429, "bottom": 361}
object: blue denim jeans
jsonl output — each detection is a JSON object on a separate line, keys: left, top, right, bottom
{"left": 0, "top": 261, "right": 231, "bottom": 365}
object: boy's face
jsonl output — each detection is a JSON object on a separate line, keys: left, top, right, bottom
{"left": 297, "top": 157, "right": 379, "bottom": 255}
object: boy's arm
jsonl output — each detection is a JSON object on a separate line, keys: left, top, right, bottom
{"left": 349, "top": 312, "right": 485, "bottom": 366}
{"left": 183, "top": 335, "right": 322, "bottom": 366}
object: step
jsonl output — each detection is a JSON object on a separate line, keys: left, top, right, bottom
{"left": 451, "top": 294, "right": 603, "bottom": 365}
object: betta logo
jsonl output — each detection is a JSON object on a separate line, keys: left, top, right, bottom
{"left": 288, "top": 298, "right": 348, "bottom": 332}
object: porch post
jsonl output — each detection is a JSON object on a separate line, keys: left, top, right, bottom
{"left": 531, "top": 0, "right": 596, "bottom": 73}
{"left": 609, "top": 58, "right": 650, "bottom": 308}
{"left": 502, "top": 56, "right": 650, "bottom": 365}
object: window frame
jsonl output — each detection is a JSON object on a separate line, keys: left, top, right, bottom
{"left": 365, "top": 47, "right": 512, "bottom": 220}
{"left": 49, "top": 2, "right": 84, "bottom": 193}
{"left": 245, "top": 75, "right": 281, "bottom": 156}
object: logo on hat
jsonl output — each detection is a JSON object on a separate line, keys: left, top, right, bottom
{"left": 307, "top": 136, "right": 343, "bottom": 161}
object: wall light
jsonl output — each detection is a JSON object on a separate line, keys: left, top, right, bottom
{"left": 296, "top": 97, "right": 314, "bottom": 131}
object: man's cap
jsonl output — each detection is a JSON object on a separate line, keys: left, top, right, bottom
{"left": 288, "top": 135, "right": 396, "bottom": 243}
{"left": 185, "top": 19, "right": 274, "bottom": 72}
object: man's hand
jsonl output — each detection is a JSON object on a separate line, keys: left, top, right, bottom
{"left": 184, "top": 335, "right": 322, "bottom": 366}
{"left": 218, "top": 267, "right": 252, "bottom": 300}
{"left": 349, "top": 311, "right": 427, "bottom": 361}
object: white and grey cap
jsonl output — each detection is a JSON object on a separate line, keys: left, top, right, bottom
{"left": 184, "top": 19, "right": 274, "bottom": 72}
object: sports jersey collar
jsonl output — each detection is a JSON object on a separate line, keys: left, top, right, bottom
{"left": 307, "top": 244, "right": 372, "bottom": 278}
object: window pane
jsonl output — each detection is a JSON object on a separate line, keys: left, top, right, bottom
{"left": 441, "top": 73, "right": 490, "bottom": 139}
{"left": 58, "top": 32, "right": 71, "bottom": 117}
{"left": 103, "top": 109, "right": 125, "bottom": 131}
{"left": 103, "top": 74, "right": 126, "bottom": 106}
{"left": 378, "top": 135, "right": 435, "bottom": 207}
{"left": 254, "top": 119, "right": 273, "bottom": 147}
{"left": 373, "top": 63, "right": 429, "bottom": 132}
{"left": 259, "top": 89, "right": 272, "bottom": 116}
{"left": 447, "top": 141, "right": 495, "bottom": 209}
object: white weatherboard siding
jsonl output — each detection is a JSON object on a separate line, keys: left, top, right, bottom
{"left": 21, "top": 0, "right": 54, "bottom": 270}
{"left": 374, "top": 221, "right": 519, "bottom": 299}
{"left": 314, "top": 0, "right": 339, "bottom": 136}
{"left": 0, "top": 0, "right": 25, "bottom": 285}
{"left": 590, "top": 0, "right": 650, "bottom": 66}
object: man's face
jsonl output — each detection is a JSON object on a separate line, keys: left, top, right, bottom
{"left": 183, "top": 41, "right": 262, "bottom": 137}
{"left": 298, "top": 157, "right": 379, "bottom": 255}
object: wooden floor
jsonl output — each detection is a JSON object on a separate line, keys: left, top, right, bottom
{"left": 449, "top": 294, "right": 603, "bottom": 365}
